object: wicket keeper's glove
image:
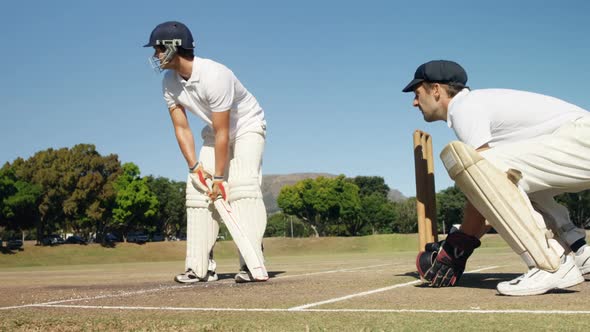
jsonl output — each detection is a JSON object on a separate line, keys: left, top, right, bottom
{"left": 416, "top": 241, "right": 443, "bottom": 279}
{"left": 423, "top": 231, "right": 480, "bottom": 287}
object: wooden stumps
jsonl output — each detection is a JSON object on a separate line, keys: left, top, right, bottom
{"left": 413, "top": 130, "right": 438, "bottom": 251}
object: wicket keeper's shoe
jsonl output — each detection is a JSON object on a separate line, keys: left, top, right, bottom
{"left": 496, "top": 254, "right": 583, "bottom": 296}
{"left": 174, "top": 269, "right": 218, "bottom": 283}
{"left": 574, "top": 245, "right": 590, "bottom": 275}
{"left": 234, "top": 266, "right": 268, "bottom": 283}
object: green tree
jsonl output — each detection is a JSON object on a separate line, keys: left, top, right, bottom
{"left": 8, "top": 144, "right": 122, "bottom": 242}
{"left": 111, "top": 163, "right": 159, "bottom": 240}
{"left": 556, "top": 190, "right": 590, "bottom": 229}
{"left": 436, "top": 185, "right": 467, "bottom": 233}
{"left": 61, "top": 145, "right": 122, "bottom": 239}
{"left": 392, "top": 198, "right": 418, "bottom": 233}
{"left": 278, "top": 175, "right": 361, "bottom": 236}
{"left": 352, "top": 176, "right": 390, "bottom": 198}
{"left": 0, "top": 167, "right": 42, "bottom": 240}
{"left": 146, "top": 176, "right": 186, "bottom": 239}
{"left": 351, "top": 176, "right": 396, "bottom": 235}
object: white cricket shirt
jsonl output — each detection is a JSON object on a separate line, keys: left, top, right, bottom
{"left": 447, "top": 88, "right": 589, "bottom": 148}
{"left": 162, "top": 57, "right": 265, "bottom": 139}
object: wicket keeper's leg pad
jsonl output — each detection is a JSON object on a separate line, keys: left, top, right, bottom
{"left": 440, "top": 141, "right": 563, "bottom": 271}
{"left": 416, "top": 241, "right": 442, "bottom": 279}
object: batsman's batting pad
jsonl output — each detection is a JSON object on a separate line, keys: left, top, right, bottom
{"left": 227, "top": 157, "right": 268, "bottom": 279}
{"left": 185, "top": 179, "right": 219, "bottom": 279}
{"left": 440, "top": 141, "right": 563, "bottom": 271}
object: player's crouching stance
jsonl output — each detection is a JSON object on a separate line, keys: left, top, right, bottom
{"left": 144, "top": 21, "right": 269, "bottom": 284}
{"left": 405, "top": 60, "right": 590, "bottom": 295}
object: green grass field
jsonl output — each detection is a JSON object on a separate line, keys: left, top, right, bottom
{"left": 1, "top": 234, "right": 589, "bottom": 331}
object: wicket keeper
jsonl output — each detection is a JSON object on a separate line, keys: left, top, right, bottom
{"left": 404, "top": 60, "right": 590, "bottom": 295}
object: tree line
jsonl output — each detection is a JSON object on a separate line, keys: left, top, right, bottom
{"left": 2, "top": 144, "right": 589, "bottom": 242}
{"left": 0, "top": 144, "right": 185, "bottom": 243}
{"left": 273, "top": 176, "right": 590, "bottom": 237}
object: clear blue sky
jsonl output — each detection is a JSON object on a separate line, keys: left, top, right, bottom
{"left": 1, "top": 0, "right": 589, "bottom": 197}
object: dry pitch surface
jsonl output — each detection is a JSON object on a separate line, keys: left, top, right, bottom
{"left": 1, "top": 235, "right": 590, "bottom": 331}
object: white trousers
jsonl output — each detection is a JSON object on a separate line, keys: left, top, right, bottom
{"left": 481, "top": 116, "right": 590, "bottom": 247}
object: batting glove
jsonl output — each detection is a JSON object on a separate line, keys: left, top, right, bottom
{"left": 209, "top": 180, "right": 228, "bottom": 201}
{"left": 189, "top": 163, "right": 212, "bottom": 193}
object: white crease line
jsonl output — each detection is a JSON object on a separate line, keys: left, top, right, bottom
{"left": 275, "top": 263, "right": 392, "bottom": 279}
{"left": 0, "top": 285, "right": 192, "bottom": 310}
{"left": 288, "top": 266, "right": 500, "bottom": 310}
{"left": 26, "top": 304, "right": 590, "bottom": 315}
{"left": 0, "top": 263, "right": 395, "bottom": 310}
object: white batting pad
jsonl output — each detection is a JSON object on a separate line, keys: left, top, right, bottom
{"left": 441, "top": 141, "right": 563, "bottom": 271}
{"left": 227, "top": 157, "right": 268, "bottom": 278}
{"left": 185, "top": 179, "right": 219, "bottom": 279}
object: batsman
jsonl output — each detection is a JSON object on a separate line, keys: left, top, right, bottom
{"left": 404, "top": 60, "right": 590, "bottom": 296}
{"left": 144, "top": 21, "right": 269, "bottom": 283}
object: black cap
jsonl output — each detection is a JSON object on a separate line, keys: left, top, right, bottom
{"left": 402, "top": 60, "right": 468, "bottom": 93}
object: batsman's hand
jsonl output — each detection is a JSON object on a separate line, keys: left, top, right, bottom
{"left": 423, "top": 232, "right": 480, "bottom": 287}
{"left": 209, "top": 180, "right": 227, "bottom": 201}
{"left": 189, "top": 163, "right": 212, "bottom": 193}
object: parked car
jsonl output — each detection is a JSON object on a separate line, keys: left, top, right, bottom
{"left": 41, "top": 234, "right": 65, "bottom": 246}
{"left": 104, "top": 233, "right": 118, "bottom": 244}
{"left": 7, "top": 238, "right": 23, "bottom": 250}
{"left": 151, "top": 234, "right": 165, "bottom": 242}
{"left": 127, "top": 232, "right": 148, "bottom": 243}
{"left": 66, "top": 235, "right": 87, "bottom": 245}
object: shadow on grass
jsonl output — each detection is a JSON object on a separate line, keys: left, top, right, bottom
{"left": 398, "top": 271, "right": 526, "bottom": 290}
{"left": 215, "top": 271, "right": 286, "bottom": 281}
{"left": 100, "top": 242, "right": 118, "bottom": 248}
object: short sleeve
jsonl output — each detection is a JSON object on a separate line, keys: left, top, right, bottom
{"left": 162, "top": 80, "right": 177, "bottom": 109}
{"left": 450, "top": 105, "right": 492, "bottom": 149}
{"left": 205, "top": 66, "right": 235, "bottom": 113}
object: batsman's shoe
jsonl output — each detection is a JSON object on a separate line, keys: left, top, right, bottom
{"left": 234, "top": 267, "right": 269, "bottom": 283}
{"left": 497, "top": 254, "right": 583, "bottom": 296}
{"left": 174, "top": 269, "right": 218, "bottom": 284}
{"left": 574, "top": 245, "right": 590, "bottom": 275}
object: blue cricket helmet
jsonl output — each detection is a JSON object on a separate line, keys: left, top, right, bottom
{"left": 144, "top": 21, "right": 195, "bottom": 49}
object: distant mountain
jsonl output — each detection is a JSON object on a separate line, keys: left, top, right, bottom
{"left": 261, "top": 173, "right": 407, "bottom": 215}
{"left": 387, "top": 189, "right": 407, "bottom": 202}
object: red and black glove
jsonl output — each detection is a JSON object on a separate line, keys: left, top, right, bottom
{"left": 423, "top": 232, "right": 480, "bottom": 287}
{"left": 416, "top": 241, "right": 443, "bottom": 279}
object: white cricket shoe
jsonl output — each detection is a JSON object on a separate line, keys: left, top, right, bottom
{"left": 174, "top": 269, "right": 218, "bottom": 284}
{"left": 234, "top": 267, "right": 269, "bottom": 283}
{"left": 574, "top": 245, "right": 590, "bottom": 275}
{"left": 497, "top": 254, "right": 584, "bottom": 296}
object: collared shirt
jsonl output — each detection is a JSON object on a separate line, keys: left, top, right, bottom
{"left": 447, "top": 88, "right": 588, "bottom": 148}
{"left": 162, "top": 57, "right": 265, "bottom": 139}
